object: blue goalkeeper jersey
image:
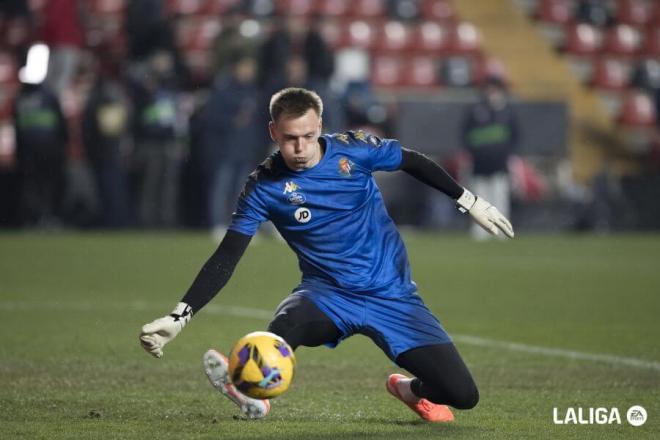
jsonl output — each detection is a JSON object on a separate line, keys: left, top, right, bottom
{"left": 228, "top": 130, "right": 416, "bottom": 298}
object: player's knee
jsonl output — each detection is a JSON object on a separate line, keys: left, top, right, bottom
{"left": 266, "top": 314, "right": 299, "bottom": 349}
{"left": 425, "top": 381, "right": 479, "bottom": 410}
{"left": 449, "top": 384, "right": 479, "bottom": 410}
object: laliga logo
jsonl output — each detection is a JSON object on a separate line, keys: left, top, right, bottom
{"left": 553, "top": 405, "right": 647, "bottom": 426}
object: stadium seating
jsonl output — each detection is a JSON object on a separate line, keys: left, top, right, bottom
{"left": 439, "top": 56, "right": 475, "bottom": 87}
{"left": 388, "top": 0, "right": 421, "bottom": 21}
{"left": 315, "top": 0, "right": 351, "bottom": 18}
{"left": 602, "top": 24, "right": 642, "bottom": 56}
{"left": 375, "top": 21, "right": 414, "bottom": 53}
{"left": 591, "top": 58, "right": 629, "bottom": 90}
{"left": 616, "top": 0, "right": 652, "bottom": 26}
{"left": 536, "top": 0, "right": 572, "bottom": 25}
{"left": 563, "top": 23, "right": 602, "bottom": 55}
{"left": 0, "top": 52, "right": 16, "bottom": 85}
{"left": 371, "top": 54, "right": 404, "bottom": 87}
{"left": 644, "top": 26, "right": 660, "bottom": 56}
{"left": 341, "top": 20, "right": 378, "bottom": 50}
{"left": 530, "top": 0, "right": 660, "bottom": 155}
{"left": 88, "top": 0, "right": 126, "bottom": 15}
{"left": 348, "top": 0, "right": 386, "bottom": 19}
{"left": 419, "top": 0, "right": 456, "bottom": 22}
{"left": 413, "top": 21, "right": 451, "bottom": 53}
{"left": 449, "top": 22, "right": 481, "bottom": 54}
{"left": 0, "top": 0, "right": 501, "bottom": 102}
{"left": 403, "top": 55, "right": 439, "bottom": 87}
{"left": 618, "top": 90, "right": 657, "bottom": 127}
{"left": 167, "top": 0, "right": 206, "bottom": 16}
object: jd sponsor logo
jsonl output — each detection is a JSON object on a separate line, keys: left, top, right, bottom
{"left": 553, "top": 405, "right": 647, "bottom": 426}
{"left": 294, "top": 207, "right": 311, "bottom": 223}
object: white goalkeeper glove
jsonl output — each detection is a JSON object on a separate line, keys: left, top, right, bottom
{"left": 456, "top": 189, "right": 515, "bottom": 238}
{"left": 139, "top": 302, "right": 193, "bottom": 358}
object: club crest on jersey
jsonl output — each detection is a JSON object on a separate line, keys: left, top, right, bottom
{"left": 338, "top": 158, "right": 354, "bottom": 177}
{"left": 283, "top": 181, "right": 299, "bottom": 194}
{"left": 288, "top": 192, "right": 306, "bottom": 205}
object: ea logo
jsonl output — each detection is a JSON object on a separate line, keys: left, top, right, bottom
{"left": 627, "top": 405, "right": 647, "bottom": 427}
{"left": 294, "top": 207, "right": 311, "bottom": 223}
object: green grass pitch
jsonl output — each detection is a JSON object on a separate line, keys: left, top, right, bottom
{"left": 0, "top": 232, "right": 658, "bottom": 439}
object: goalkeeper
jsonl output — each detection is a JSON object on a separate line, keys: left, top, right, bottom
{"left": 140, "top": 88, "right": 514, "bottom": 422}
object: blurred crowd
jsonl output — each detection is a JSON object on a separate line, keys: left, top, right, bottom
{"left": 0, "top": 0, "right": 400, "bottom": 231}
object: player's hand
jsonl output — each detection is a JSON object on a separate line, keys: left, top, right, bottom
{"left": 139, "top": 302, "right": 193, "bottom": 358}
{"left": 456, "top": 189, "right": 515, "bottom": 238}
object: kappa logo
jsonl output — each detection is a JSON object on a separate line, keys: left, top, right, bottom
{"left": 335, "top": 133, "right": 349, "bottom": 144}
{"left": 294, "top": 207, "right": 311, "bottom": 223}
{"left": 338, "top": 158, "right": 353, "bottom": 177}
{"left": 283, "top": 181, "right": 299, "bottom": 194}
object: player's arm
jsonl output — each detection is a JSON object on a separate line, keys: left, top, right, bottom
{"left": 139, "top": 230, "right": 252, "bottom": 358}
{"left": 399, "top": 147, "right": 514, "bottom": 238}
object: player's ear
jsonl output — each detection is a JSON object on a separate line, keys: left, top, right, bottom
{"left": 318, "top": 117, "right": 322, "bottom": 134}
{"left": 268, "top": 120, "right": 277, "bottom": 142}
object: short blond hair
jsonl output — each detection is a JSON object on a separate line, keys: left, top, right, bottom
{"left": 269, "top": 87, "right": 323, "bottom": 122}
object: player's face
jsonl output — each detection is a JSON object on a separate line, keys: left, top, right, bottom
{"left": 270, "top": 109, "right": 322, "bottom": 171}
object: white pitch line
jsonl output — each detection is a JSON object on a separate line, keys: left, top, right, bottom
{"left": 1, "top": 300, "right": 659, "bottom": 372}
{"left": 451, "top": 335, "right": 660, "bottom": 372}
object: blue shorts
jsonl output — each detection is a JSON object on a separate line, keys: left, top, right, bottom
{"left": 293, "top": 282, "right": 451, "bottom": 361}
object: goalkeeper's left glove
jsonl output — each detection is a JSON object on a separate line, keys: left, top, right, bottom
{"left": 456, "top": 188, "right": 515, "bottom": 238}
{"left": 139, "top": 302, "right": 193, "bottom": 358}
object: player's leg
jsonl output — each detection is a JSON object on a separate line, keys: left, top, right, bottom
{"left": 203, "top": 349, "right": 271, "bottom": 419}
{"left": 267, "top": 292, "right": 343, "bottom": 350}
{"left": 394, "top": 342, "right": 479, "bottom": 410}
{"left": 363, "top": 293, "right": 477, "bottom": 421}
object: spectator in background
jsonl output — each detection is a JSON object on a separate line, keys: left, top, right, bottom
{"left": 284, "top": 55, "right": 345, "bottom": 134}
{"left": 0, "top": 0, "right": 30, "bottom": 17}
{"left": 199, "top": 51, "right": 261, "bottom": 237}
{"left": 303, "top": 14, "right": 335, "bottom": 85}
{"left": 41, "top": 0, "right": 85, "bottom": 96}
{"left": 256, "top": 14, "right": 336, "bottom": 147}
{"left": 631, "top": 59, "right": 660, "bottom": 124}
{"left": 13, "top": 80, "right": 68, "bottom": 227}
{"left": 258, "top": 14, "right": 334, "bottom": 92}
{"left": 81, "top": 64, "right": 131, "bottom": 228}
{"left": 211, "top": 10, "right": 256, "bottom": 81}
{"left": 0, "top": 0, "right": 34, "bottom": 58}
{"left": 461, "top": 77, "right": 518, "bottom": 240}
{"left": 125, "top": 0, "right": 189, "bottom": 88}
{"left": 130, "top": 50, "right": 182, "bottom": 228}
{"left": 125, "top": 0, "right": 171, "bottom": 61}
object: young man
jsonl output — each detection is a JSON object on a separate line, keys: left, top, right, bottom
{"left": 140, "top": 88, "right": 514, "bottom": 421}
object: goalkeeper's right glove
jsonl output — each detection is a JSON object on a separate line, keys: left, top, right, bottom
{"left": 139, "top": 302, "right": 193, "bottom": 358}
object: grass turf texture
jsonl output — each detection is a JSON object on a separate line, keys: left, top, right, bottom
{"left": 0, "top": 232, "right": 658, "bottom": 439}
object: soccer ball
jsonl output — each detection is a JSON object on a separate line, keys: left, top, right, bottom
{"left": 228, "top": 331, "right": 295, "bottom": 399}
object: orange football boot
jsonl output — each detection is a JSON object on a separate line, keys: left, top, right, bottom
{"left": 386, "top": 373, "right": 454, "bottom": 422}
